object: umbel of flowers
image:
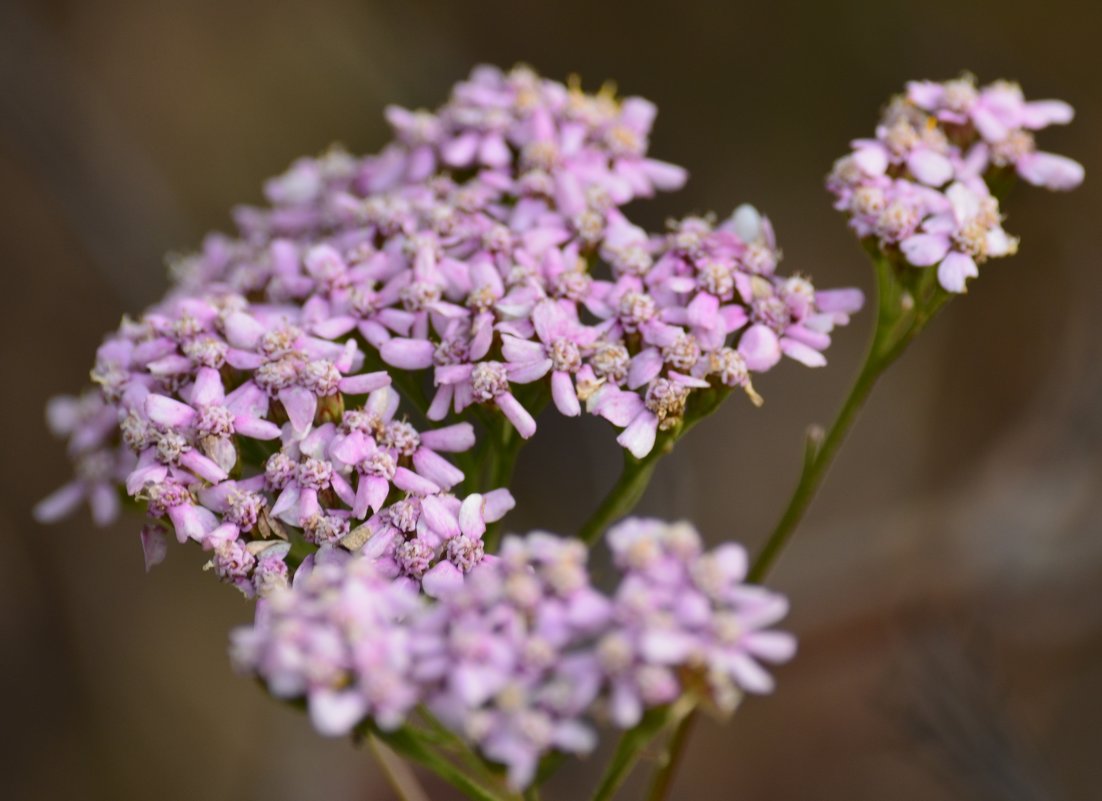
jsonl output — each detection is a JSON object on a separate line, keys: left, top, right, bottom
{"left": 35, "top": 63, "right": 862, "bottom": 599}
{"left": 232, "top": 520, "right": 793, "bottom": 789}
{"left": 828, "top": 74, "right": 1082, "bottom": 293}
{"left": 35, "top": 66, "right": 1081, "bottom": 799}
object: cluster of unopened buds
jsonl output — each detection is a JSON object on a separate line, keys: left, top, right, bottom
{"left": 828, "top": 74, "right": 1083, "bottom": 292}
{"left": 36, "top": 64, "right": 1081, "bottom": 796}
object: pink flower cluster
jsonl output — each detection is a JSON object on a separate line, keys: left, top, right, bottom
{"left": 231, "top": 520, "right": 794, "bottom": 789}
{"left": 36, "top": 65, "right": 861, "bottom": 592}
{"left": 828, "top": 75, "right": 1083, "bottom": 292}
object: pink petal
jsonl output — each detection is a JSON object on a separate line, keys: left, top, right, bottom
{"left": 479, "top": 132, "right": 510, "bottom": 167}
{"left": 641, "top": 158, "right": 688, "bottom": 191}
{"left": 627, "top": 348, "right": 663, "bottom": 390}
{"left": 905, "top": 80, "right": 944, "bottom": 110}
{"left": 743, "top": 631, "right": 798, "bottom": 663}
{"left": 737, "top": 324, "right": 782, "bottom": 372}
{"left": 531, "top": 300, "right": 566, "bottom": 343}
{"left": 233, "top": 416, "right": 281, "bottom": 440}
{"left": 780, "top": 338, "right": 827, "bottom": 367}
{"left": 907, "top": 149, "right": 954, "bottom": 186}
{"left": 167, "top": 504, "right": 220, "bottom": 543}
{"left": 140, "top": 526, "right": 169, "bottom": 571}
{"left": 726, "top": 653, "right": 776, "bottom": 694}
{"left": 550, "top": 371, "right": 580, "bottom": 417}
{"left": 501, "top": 335, "right": 546, "bottom": 364}
{"left": 223, "top": 312, "right": 264, "bottom": 349}
{"left": 33, "top": 482, "right": 84, "bottom": 523}
{"left": 435, "top": 364, "right": 473, "bottom": 386}
{"left": 420, "top": 495, "right": 459, "bottom": 538}
{"left": 145, "top": 395, "right": 197, "bottom": 430}
{"left": 422, "top": 561, "right": 464, "bottom": 599}
{"left": 482, "top": 489, "right": 515, "bottom": 520}
{"left": 270, "top": 486, "right": 300, "bottom": 520}
{"left": 427, "top": 384, "right": 453, "bottom": 421}
{"left": 331, "top": 472, "right": 357, "bottom": 506}
{"left": 937, "top": 251, "right": 978, "bottom": 293}
{"left": 1017, "top": 152, "right": 1085, "bottom": 191}
{"left": 279, "top": 386, "right": 317, "bottom": 435}
{"left": 442, "top": 131, "right": 478, "bottom": 167}
{"left": 495, "top": 393, "right": 537, "bottom": 438}
{"left": 393, "top": 467, "right": 439, "bottom": 496}
{"left": 339, "top": 371, "right": 392, "bottom": 395}
{"left": 179, "top": 450, "right": 229, "bottom": 484}
{"left": 225, "top": 349, "right": 264, "bottom": 370}
{"left": 458, "top": 494, "right": 487, "bottom": 539}
{"left": 815, "top": 288, "right": 865, "bottom": 314}
{"left": 616, "top": 411, "right": 658, "bottom": 458}
{"left": 589, "top": 387, "right": 644, "bottom": 427}
{"left": 412, "top": 448, "right": 464, "bottom": 490}
{"left": 309, "top": 689, "right": 367, "bottom": 737}
{"left": 506, "top": 358, "right": 553, "bottom": 385}
{"left": 972, "top": 105, "right": 1008, "bottom": 142}
{"left": 418, "top": 422, "right": 475, "bottom": 452}
{"left": 191, "top": 367, "right": 225, "bottom": 407}
{"left": 852, "top": 142, "right": 889, "bottom": 176}
{"left": 354, "top": 475, "right": 389, "bottom": 518}
{"left": 380, "top": 338, "right": 435, "bottom": 370}
{"left": 225, "top": 382, "right": 269, "bottom": 419}
{"left": 686, "top": 292, "right": 721, "bottom": 330}
{"left": 1021, "top": 99, "right": 1074, "bottom": 128}
{"left": 900, "top": 233, "right": 951, "bottom": 267}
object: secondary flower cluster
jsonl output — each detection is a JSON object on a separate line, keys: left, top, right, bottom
{"left": 36, "top": 64, "right": 862, "bottom": 590}
{"left": 828, "top": 75, "right": 1083, "bottom": 292}
{"left": 231, "top": 519, "right": 795, "bottom": 789}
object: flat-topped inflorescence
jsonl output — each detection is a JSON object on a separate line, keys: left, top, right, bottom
{"left": 231, "top": 519, "right": 795, "bottom": 789}
{"left": 828, "top": 74, "right": 1083, "bottom": 293}
{"left": 36, "top": 65, "right": 861, "bottom": 592}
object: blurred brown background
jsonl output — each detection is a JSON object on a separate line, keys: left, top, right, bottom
{"left": 2, "top": 1, "right": 1100, "bottom": 799}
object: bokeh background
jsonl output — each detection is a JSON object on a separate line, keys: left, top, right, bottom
{"left": 2, "top": 1, "right": 1100, "bottom": 799}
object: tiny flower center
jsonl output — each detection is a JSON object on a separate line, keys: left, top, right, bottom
{"left": 361, "top": 450, "right": 397, "bottom": 479}
{"left": 302, "top": 359, "right": 342, "bottom": 396}
{"left": 644, "top": 378, "right": 690, "bottom": 428}
{"left": 196, "top": 405, "right": 235, "bottom": 438}
{"left": 617, "top": 291, "right": 657, "bottom": 330}
{"left": 661, "top": 333, "right": 701, "bottom": 372}
{"left": 297, "top": 457, "right": 333, "bottom": 491}
{"left": 549, "top": 338, "right": 582, "bottom": 373}
{"left": 155, "top": 431, "right": 190, "bottom": 465}
{"left": 471, "top": 362, "right": 510, "bottom": 402}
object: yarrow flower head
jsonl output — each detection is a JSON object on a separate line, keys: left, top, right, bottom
{"left": 33, "top": 63, "right": 1085, "bottom": 801}
{"left": 38, "top": 64, "right": 862, "bottom": 591}
{"left": 231, "top": 519, "right": 795, "bottom": 789}
{"left": 828, "top": 74, "right": 1083, "bottom": 293}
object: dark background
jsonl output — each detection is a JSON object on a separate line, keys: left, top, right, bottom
{"left": 2, "top": 1, "right": 1100, "bottom": 799}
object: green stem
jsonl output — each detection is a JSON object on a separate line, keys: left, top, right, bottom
{"left": 588, "top": 699, "right": 695, "bottom": 801}
{"left": 482, "top": 414, "right": 528, "bottom": 551}
{"left": 415, "top": 707, "right": 507, "bottom": 786}
{"left": 642, "top": 711, "right": 696, "bottom": 801}
{"left": 750, "top": 250, "right": 944, "bottom": 583}
{"left": 370, "top": 725, "right": 521, "bottom": 801}
{"left": 746, "top": 352, "right": 884, "bottom": 582}
{"left": 579, "top": 387, "right": 730, "bottom": 547}
{"left": 579, "top": 450, "right": 662, "bottom": 546}
{"left": 643, "top": 250, "right": 952, "bottom": 801}
{"left": 367, "top": 735, "right": 433, "bottom": 801}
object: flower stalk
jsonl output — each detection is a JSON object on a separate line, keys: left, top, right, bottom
{"left": 580, "top": 386, "right": 730, "bottom": 547}
{"left": 642, "top": 249, "right": 951, "bottom": 801}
